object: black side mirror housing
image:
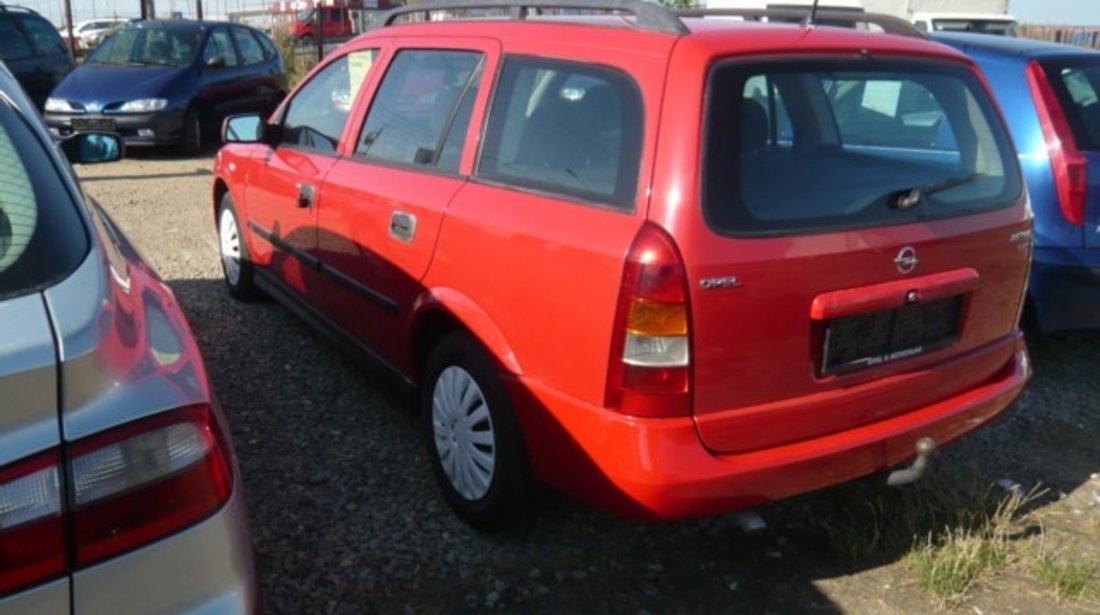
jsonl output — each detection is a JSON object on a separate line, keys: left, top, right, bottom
{"left": 61, "top": 132, "right": 123, "bottom": 163}
{"left": 204, "top": 55, "right": 227, "bottom": 68}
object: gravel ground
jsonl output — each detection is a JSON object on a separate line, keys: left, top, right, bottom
{"left": 77, "top": 151, "right": 1100, "bottom": 614}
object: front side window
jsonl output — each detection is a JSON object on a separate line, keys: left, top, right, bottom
{"left": 203, "top": 27, "right": 239, "bottom": 67}
{"left": 0, "top": 17, "right": 32, "bottom": 60}
{"left": 0, "top": 100, "right": 89, "bottom": 299}
{"left": 281, "top": 49, "right": 377, "bottom": 153}
{"left": 478, "top": 57, "right": 643, "bottom": 209}
{"left": 704, "top": 59, "right": 1022, "bottom": 235}
{"left": 232, "top": 27, "right": 264, "bottom": 66}
{"left": 356, "top": 49, "right": 482, "bottom": 170}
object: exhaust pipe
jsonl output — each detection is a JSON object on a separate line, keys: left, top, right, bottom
{"left": 887, "top": 437, "right": 937, "bottom": 487}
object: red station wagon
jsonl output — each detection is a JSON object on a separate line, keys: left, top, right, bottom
{"left": 212, "top": 2, "right": 1032, "bottom": 527}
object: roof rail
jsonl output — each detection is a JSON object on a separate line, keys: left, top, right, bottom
{"left": 378, "top": 0, "right": 689, "bottom": 35}
{"left": 677, "top": 8, "right": 928, "bottom": 39}
{"left": 0, "top": 4, "right": 41, "bottom": 14}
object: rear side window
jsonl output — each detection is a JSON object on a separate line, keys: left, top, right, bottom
{"left": 0, "top": 17, "right": 32, "bottom": 60}
{"left": 18, "top": 16, "right": 66, "bottom": 56}
{"left": 704, "top": 59, "right": 1022, "bottom": 236}
{"left": 356, "top": 49, "right": 482, "bottom": 170}
{"left": 0, "top": 100, "right": 89, "bottom": 299}
{"left": 478, "top": 57, "right": 643, "bottom": 209}
{"left": 1042, "top": 58, "right": 1100, "bottom": 152}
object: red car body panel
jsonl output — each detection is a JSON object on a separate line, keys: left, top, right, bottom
{"left": 213, "top": 18, "right": 1032, "bottom": 519}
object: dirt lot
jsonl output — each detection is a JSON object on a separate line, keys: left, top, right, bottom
{"left": 76, "top": 151, "right": 1100, "bottom": 614}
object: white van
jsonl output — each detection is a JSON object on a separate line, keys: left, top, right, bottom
{"left": 911, "top": 12, "right": 1018, "bottom": 36}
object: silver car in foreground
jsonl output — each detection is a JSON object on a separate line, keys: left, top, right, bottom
{"left": 0, "top": 63, "right": 257, "bottom": 614}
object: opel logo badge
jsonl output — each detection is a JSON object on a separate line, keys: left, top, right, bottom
{"left": 895, "top": 246, "right": 919, "bottom": 274}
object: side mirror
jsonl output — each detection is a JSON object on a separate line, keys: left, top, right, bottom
{"left": 222, "top": 113, "right": 266, "bottom": 144}
{"left": 61, "top": 132, "right": 123, "bottom": 163}
{"left": 204, "top": 55, "right": 226, "bottom": 68}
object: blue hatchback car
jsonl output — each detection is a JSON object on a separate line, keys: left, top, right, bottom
{"left": 45, "top": 20, "right": 286, "bottom": 154}
{"left": 937, "top": 32, "right": 1100, "bottom": 332}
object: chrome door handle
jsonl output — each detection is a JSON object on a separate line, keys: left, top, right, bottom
{"left": 389, "top": 211, "right": 417, "bottom": 243}
{"left": 297, "top": 183, "right": 314, "bottom": 208}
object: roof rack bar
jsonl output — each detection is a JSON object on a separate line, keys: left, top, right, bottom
{"left": 676, "top": 8, "right": 928, "bottom": 39}
{"left": 378, "top": 0, "right": 690, "bottom": 35}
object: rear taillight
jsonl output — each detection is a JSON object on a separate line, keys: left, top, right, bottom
{"left": 0, "top": 404, "right": 231, "bottom": 597}
{"left": 0, "top": 451, "right": 65, "bottom": 596}
{"left": 71, "top": 404, "right": 232, "bottom": 567}
{"left": 606, "top": 223, "right": 692, "bottom": 418}
{"left": 1027, "top": 60, "right": 1088, "bottom": 226}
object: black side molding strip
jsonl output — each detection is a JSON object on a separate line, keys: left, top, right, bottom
{"left": 248, "top": 221, "right": 399, "bottom": 315}
{"left": 254, "top": 268, "right": 414, "bottom": 390}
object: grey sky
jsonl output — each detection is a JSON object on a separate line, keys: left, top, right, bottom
{"left": 20, "top": 0, "right": 1100, "bottom": 31}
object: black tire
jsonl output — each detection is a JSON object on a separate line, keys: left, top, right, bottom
{"left": 181, "top": 107, "right": 202, "bottom": 156}
{"left": 299, "top": 34, "right": 315, "bottom": 48}
{"left": 421, "top": 333, "right": 532, "bottom": 530}
{"left": 217, "top": 193, "right": 262, "bottom": 301}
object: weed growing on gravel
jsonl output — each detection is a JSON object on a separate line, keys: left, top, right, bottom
{"left": 1033, "top": 554, "right": 1099, "bottom": 602}
{"left": 908, "top": 527, "right": 1009, "bottom": 605}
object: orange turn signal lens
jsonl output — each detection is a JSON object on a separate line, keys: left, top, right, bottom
{"left": 626, "top": 300, "right": 688, "bottom": 337}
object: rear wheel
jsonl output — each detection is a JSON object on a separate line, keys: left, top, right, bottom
{"left": 181, "top": 107, "right": 202, "bottom": 156}
{"left": 218, "top": 193, "right": 261, "bottom": 301}
{"left": 422, "top": 333, "right": 532, "bottom": 530}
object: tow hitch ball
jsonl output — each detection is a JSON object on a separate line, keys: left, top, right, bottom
{"left": 887, "top": 437, "right": 937, "bottom": 487}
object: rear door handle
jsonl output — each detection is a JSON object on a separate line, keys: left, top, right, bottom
{"left": 297, "top": 183, "right": 315, "bottom": 208}
{"left": 390, "top": 211, "right": 417, "bottom": 243}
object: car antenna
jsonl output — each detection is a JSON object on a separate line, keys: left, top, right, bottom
{"left": 803, "top": 0, "right": 821, "bottom": 28}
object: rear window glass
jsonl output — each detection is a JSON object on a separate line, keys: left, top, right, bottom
{"left": 0, "top": 99, "right": 89, "bottom": 299}
{"left": 478, "top": 57, "right": 643, "bottom": 210}
{"left": 704, "top": 59, "right": 1022, "bottom": 236}
{"left": 1042, "top": 59, "right": 1100, "bottom": 152}
{"left": 0, "top": 17, "right": 32, "bottom": 60}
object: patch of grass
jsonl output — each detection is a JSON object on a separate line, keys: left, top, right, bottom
{"left": 271, "top": 29, "right": 318, "bottom": 89}
{"left": 1033, "top": 554, "right": 1098, "bottom": 602}
{"left": 909, "top": 527, "right": 1009, "bottom": 606}
{"left": 817, "top": 479, "right": 1043, "bottom": 605}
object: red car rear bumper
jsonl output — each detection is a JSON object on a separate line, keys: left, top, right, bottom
{"left": 509, "top": 335, "right": 1030, "bottom": 520}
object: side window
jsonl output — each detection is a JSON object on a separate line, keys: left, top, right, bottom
{"left": 355, "top": 49, "right": 482, "bottom": 169}
{"left": 478, "top": 57, "right": 643, "bottom": 209}
{"left": 232, "top": 27, "right": 264, "bottom": 66}
{"left": 282, "top": 49, "right": 378, "bottom": 153}
{"left": 204, "top": 27, "right": 238, "bottom": 67}
{"left": 0, "top": 17, "right": 32, "bottom": 60}
{"left": 742, "top": 74, "right": 793, "bottom": 148}
{"left": 257, "top": 32, "right": 278, "bottom": 61}
{"left": 19, "top": 16, "right": 66, "bottom": 56}
{"left": 827, "top": 78, "right": 959, "bottom": 152}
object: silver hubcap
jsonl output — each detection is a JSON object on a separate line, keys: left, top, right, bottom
{"left": 219, "top": 209, "right": 241, "bottom": 286}
{"left": 432, "top": 366, "right": 495, "bottom": 501}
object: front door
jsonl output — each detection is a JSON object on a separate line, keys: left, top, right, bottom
{"left": 243, "top": 47, "right": 380, "bottom": 299}
{"left": 313, "top": 40, "right": 497, "bottom": 363}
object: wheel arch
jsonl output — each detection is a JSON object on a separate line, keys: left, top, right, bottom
{"left": 410, "top": 288, "right": 522, "bottom": 385}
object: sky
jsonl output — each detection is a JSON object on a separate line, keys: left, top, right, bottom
{"left": 18, "top": 0, "right": 1100, "bottom": 30}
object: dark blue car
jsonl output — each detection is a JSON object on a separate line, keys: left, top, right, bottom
{"left": 938, "top": 33, "right": 1100, "bottom": 333}
{"left": 45, "top": 20, "right": 286, "bottom": 154}
{"left": 0, "top": 5, "right": 74, "bottom": 109}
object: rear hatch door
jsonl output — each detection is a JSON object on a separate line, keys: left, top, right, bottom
{"left": 688, "top": 56, "right": 1030, "bottom": 454}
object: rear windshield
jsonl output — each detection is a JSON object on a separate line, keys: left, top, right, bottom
{"left": 704, "top": 58, "right": 1022, "bottom": 236}
{"left": 1041, "top": 58, "right": 1100, "bottom": 152}
{"left": 0, "top": 99, "right": 89, "bottom": 299}
{"left": 931, "top": 20, "right": 1017, "bottom": 36}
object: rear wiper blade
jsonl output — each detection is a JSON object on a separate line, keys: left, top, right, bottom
{"left": 889, "top": 173, "right": 983, "bottom": 211}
